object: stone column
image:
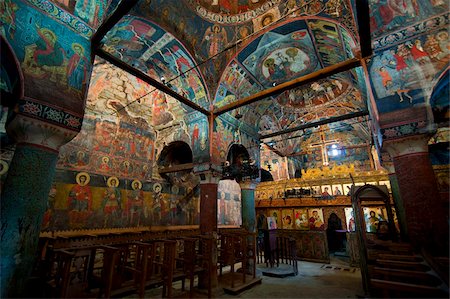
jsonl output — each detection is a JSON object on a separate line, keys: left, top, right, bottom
{"left": 1, "top": 114, "right": 77, "bottom": 297}
{"left": 197, "top": 170, "right": 221, "bottom": 289}
{"left": 380, "top": 158, "right": 408, "bottom": 241}
{"left": 384, "top": 134, "right": 448, "bottom": 255}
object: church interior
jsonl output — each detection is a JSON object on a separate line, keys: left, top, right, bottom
{"left": 0, "top": 0, "right": 449, "bottom": 298}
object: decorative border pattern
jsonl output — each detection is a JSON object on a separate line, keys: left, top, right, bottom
{"left": 373, "top": 13, "right": 449, "bottom": 51}
{"left": 187, "top": 0, "right": 281, "bottom": 25}
{"left": 380, "top": 121, "right": 427, "bottom": 140}
{"left": 26, "top": 0, "right": 93, "bottom": 39}
{"left": 19, "top": 99, "right": 83, "bottom": 131}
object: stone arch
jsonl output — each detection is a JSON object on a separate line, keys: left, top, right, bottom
{"left": 157, "top": 140, "right": 194, "bottom": 185}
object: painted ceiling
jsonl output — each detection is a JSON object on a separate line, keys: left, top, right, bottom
{"left": 96, "top": 0, "right": 371, "bottom": 161}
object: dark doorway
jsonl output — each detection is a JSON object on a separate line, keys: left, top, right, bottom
{"left": 326, "top": 213, "right": 345, "bottom": 254}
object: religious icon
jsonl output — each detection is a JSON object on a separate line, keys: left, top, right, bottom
{"left": 332, "top": 185, "right": 343, "bottom": 196}
{"left": 281, "top": 209, "right": 294, "bottom": 229}
{"left": 320, "top": 185, "right": 332, "bottom": 199}
{"left": 294, "top": 209, "right": 309, "bottom": 230}
{"left": 308, "top": 208, "right": 325, "bottom": 230}
{"left": 363, "top": 207, "right": 383, "bottom": 233}
{"left": 267, "top": 217, "right": 277, "bottom": 230}
{"left": 344, "top": 207, "right": 355, "bottom": 232}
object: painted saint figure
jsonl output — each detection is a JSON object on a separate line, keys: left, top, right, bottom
{"left": 127, "top": 180, "right": 144, "bottom": 226}
{"left": 102, "top": 176, "right": 121, "bottom": 227}
{"left": 67, "top": 43, "right": 88, "bottom": 92}
{"left": 67, "top": 172, "right": 93, "bottom": 228}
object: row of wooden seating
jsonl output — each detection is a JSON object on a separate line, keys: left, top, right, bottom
{"left": 38, "top": 236, "right": 214, "bottom": 298}
{"left": 217, "top": 230, "right": 257, "bottom": 289}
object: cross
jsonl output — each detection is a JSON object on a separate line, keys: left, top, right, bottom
{"left": 309, "top": 128, "right": 339, "bottom": 166}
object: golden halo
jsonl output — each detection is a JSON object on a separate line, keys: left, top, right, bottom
{"left": 76, "top": 172, "right": 90, "bottom": 186}
{"left": 132, "top": 179, "right": 142, "bottom": 190}
{"left": 107, "top": 176, "right": 119, "bottom": 187}
{"left": 71, "top": 42, "right": 84, "bottom": 54}
{"left": 153, "top": 183, "right": 162, "bottom": 192}
{"left": 40, "top": 28, "right": 56, "bottom": 41}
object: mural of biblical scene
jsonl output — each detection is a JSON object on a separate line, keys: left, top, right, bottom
{"left": 369, "top": 28, "right": 449, "bottom": 114}
{"left": 308, "top": 208, "right": 325, "bottom": 230}
{"left": 308, "top": 20, "right": 347, "bottom": 66}
{"left": 344, "top": 207, "right": 355, "bottom": 232}
{"left": 294, "top": 208, "right": 309, "bottom": 230}
{"left": 268, "top": 209, "right": 280, "bottom": 228}
{"left": 187, "top": 115, "right": 210, "bottom": 163}
{"left": 281, "top": 209, "right": 294, "bottom": 229}
{"left": 43, "top": 176, "right": 201, "bottom": 231}
{"left": 259, "top": 144, "right": 289, "bottom": 181}
{"left": 101, "top": 15, "right": 210, "bottom": 109}
{"left": 369, "top": 0, "right": 448, "bottom": 38}
{"left": 3, "top": 1, "right": 92, "bottom": 114}
{"left": 217, "top": 179, "right": 242, "bottom": 227}
{"left": 211, "top": 114, "right": 259, "bottom": 165}
{"left": 363, "top": 207, "right": 384, "bottom": 233}
{"left": 239, "top": 20, "right": 320, "bottom": 89}
{"left": 214, "top": 62, "right": 262, "bottom": 109}
{"left": 51, "top": 0, "right": 108, "bottom": 29}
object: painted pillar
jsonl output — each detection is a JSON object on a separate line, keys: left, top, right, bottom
{"left": 240, "top": 181, "right": 257, "bottom": 233}
{"left": 1, "top": 115, "right": 77, "bottom": 297}
{"left": 380, "top": 158, "right": 408, "bottom": 241}
{"left": 239, "top": 180, "right": 258, "bottom": 274}
{"left": 197, "top": 171, "right": 220, "bottom": 289}
{"left": 384, "top": 134, "right": 449, "bottom": 255}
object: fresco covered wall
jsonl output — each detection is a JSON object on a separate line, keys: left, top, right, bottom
{"left": 217, "top": 179, "right": 242, "bottom": 227}
{"left": 212, "top": 113, "right": 260, "bottom": 166}
{"left": 42, "top": 58, "right": 206, "bottom": 231}
{"left": 1, "top": 0, "right": 93, "bottom": 116}
{"left": 368, "top": 4, "right": 448, "bottom": 129}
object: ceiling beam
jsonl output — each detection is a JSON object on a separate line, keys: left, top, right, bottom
{"left": 91, "top": 0, "right": 139, "bottom": 49}
{"left": 159, "top": 163, "right": 194, "bottom": 174}
{"left": 260, "top": 110, "right": 369, "bottom": 140}
{"left": 261, "top": 142, "right": 286, "bottom": 157}
{"left": 355, "top": 0, "right": 373, "bottom": 58}
{"left": 95, "top": 48, "right": 210, "bottom": 116}
{"left": 213, "top": 57, "right": 362, "bottom": 116}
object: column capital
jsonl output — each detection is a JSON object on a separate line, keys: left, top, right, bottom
{"left": 6, "top": 112, "right": 79, "bottom": 151}
{"left": 194, "top": 163, "right": 223, "bottom": 184}
{"left": 382, "top": 134, "right": 431, "bottom": 159}
{"left": 239, "top": 180, "right": 258, "bottom": 190}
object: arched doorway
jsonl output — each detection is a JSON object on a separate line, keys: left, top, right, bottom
{"left": 156, "top": 141, "right": 199, "bottom": 225}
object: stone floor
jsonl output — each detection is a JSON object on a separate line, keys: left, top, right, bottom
{"left": 125, "top": 254, "right": 364, "bottom": 299}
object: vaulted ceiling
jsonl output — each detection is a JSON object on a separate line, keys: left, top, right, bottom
{"left": 94, "top": 0, "right": 372, "bottom": 159}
